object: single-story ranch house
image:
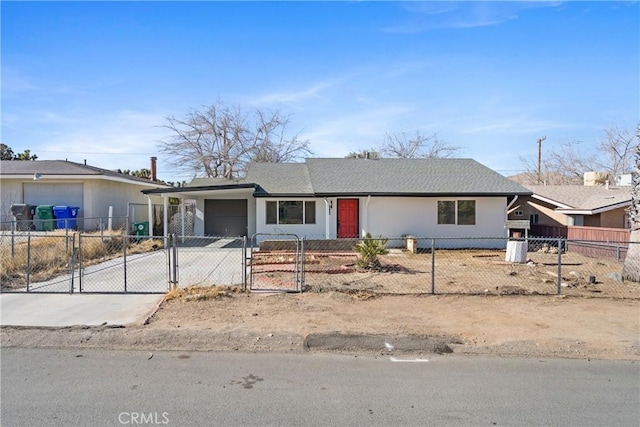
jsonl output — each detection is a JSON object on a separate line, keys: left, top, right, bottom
{"left": 508, "top": 177, "right": 632, "bottom": 231}
{"left": 142, "top": 158, "right": 532, "bottom": 247}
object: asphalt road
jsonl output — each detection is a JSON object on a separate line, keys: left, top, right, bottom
{"left": 2, "top": 349, "right": 638, "bottom": 426}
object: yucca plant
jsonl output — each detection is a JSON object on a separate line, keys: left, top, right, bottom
{"left": 353, "top": 232, "right": 389, "bottom": 270}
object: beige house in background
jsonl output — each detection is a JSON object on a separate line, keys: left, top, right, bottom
{"left": 508, "top": 174, "right": 632, "bottom": 230}
{"left": 0, "top": 159, "right": 169, "bottom": 230}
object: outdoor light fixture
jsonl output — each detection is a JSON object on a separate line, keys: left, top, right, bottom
{"left": 33, "top": 172, "right": 41, "bottom": 181}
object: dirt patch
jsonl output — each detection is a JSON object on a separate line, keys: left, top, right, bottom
{"left": 2, "top": 290, "right": 638, "bottom": 360}
{"left": 131, "top": 288, "right": 640, "bottom": 359}
{"left": 249, "top": 249, "right": 640, "bottom": 298}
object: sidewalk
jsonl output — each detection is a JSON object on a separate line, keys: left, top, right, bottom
{"left": 0, "top": 293, "right": 162, "bottom": 327}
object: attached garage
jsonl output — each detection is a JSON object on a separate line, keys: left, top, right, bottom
{"left": 204, "top": 199, "right": 248, "bottom": 237}
{"left": 23, "top": 183, "right": 84, "bottom": 216}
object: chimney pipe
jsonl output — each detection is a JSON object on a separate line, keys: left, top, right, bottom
{"left": 150, "top": 157, "right": 157, "bottom": 181}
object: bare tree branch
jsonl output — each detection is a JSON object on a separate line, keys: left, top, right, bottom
{"left": 158, "top": 101, "right": 312, "bottom": 179}
{"left": 378, "top": 131, "right": 462, "bottom": 159}
{"left": 517, "top": 124, "right": 639, "bottom": 186}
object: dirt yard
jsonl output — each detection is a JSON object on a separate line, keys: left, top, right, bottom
{"left": 250, "top": 248, "right": 640, "bottom": 299}
{"left": 138, "top": 286, "right": 640, "bottom": 360}
{"left": 3, "top": 248, "right": 638, "bottom": 360}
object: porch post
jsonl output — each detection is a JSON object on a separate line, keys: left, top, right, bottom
{"left": 147, "top": 196, "right": 153, "bottom": 237}
{"left": 362, "top": 195, "right": 371, "bottom": 237}
{"left": 324, "top": 198, "right": 331, "bottom": 239}
{"left": 163, "top": 195, "right": 169, "bottom": 238}
{"left": 181, "top": 198, "right": 186, "bottom": 243}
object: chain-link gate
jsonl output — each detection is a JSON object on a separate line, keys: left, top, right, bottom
{"left": 78, "top": 234, "right": 169, "bottom": 293}
{"left": 249, "top": 233, "right": 302, "bottom": 292}
{"left": 167, "top": 235, "right": 247, "bottom": 289}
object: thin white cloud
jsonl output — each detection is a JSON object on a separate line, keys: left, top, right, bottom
{"left": 23, "top": 109, "right": 168, "bottom": 173}
{"left": 384, "top": 1, "right": 563, "bottom": 33}
{"left": 250, "top": 80, "right": 338, "bottom": 105}
{"left": 1, "top": 68, "right": 39, "bottom": 95}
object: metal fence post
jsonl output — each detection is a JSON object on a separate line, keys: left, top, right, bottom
{"left": 300, "top": 237, "right": 305, "bottom": 293}
{"left": 11, "top": 227, "right": 15, "bottom": 258}
{"left": 78, "top": 233, "right": 83, "bottom": 293}
{"left": 431, "top": 238, "right": 436, "bottom": 295}
{"left": 557, "top": 238, "right": 563, "bottom": 295}
{"left": 242, "top": 236, "right": 247, "bottom": 291}
{"left": 26, "top": 233, "right": 31, "bottom": 292}
{"left": 173, "top": 234, "right": 179, "bottom": 289}
{"left": 69, "top": 233, "right": 76, "bottom": 294}
{"left": 123, "top": 234, "right": 128, "bottom": 293}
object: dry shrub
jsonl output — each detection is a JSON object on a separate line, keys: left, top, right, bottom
{"left": 164, "top": 285, "right": 244, "bottom": 302}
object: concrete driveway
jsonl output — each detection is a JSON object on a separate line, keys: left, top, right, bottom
{"left": 1, "top": 240, "right": 245, "bottom": 327}
{"left": 0, "top": 293, "right": 162, "bottom": 327}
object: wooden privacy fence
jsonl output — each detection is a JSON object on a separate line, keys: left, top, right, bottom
{"left": 532, "top": 224, "right": 630, "bottom": 261}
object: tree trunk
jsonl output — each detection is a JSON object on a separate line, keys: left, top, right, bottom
{"left": 622, "top": 229, "right": 640, "bottom": 282}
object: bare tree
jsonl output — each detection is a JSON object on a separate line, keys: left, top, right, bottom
{"left": 516, "top": 124, "right": 638, "bottom": 186}
{"left": 593, "top": 125, "right": 637, "bottom": 181}
{"left": 379, "top": 131, "right": 462, "bottom": 159}
{"left": 158, "top": 101, "right": 312, "bottom": 179}
{"left": 543, "top": 140, "right": 595, "bottom": 184}
{"left": 249, "top": 109, "right": 312, "bottom": 163}
{"left": 623, "top": 126, "right": 640, "bottom": 282}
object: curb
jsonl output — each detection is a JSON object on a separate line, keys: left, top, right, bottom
{"left": 303, "top": 332, "right": 460, "bottom": 355}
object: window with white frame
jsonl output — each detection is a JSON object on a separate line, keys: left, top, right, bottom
{"left": 266, "top": 201, "right": 316, "bottom": 225}
{"left": 437, "top": 200, "right": 476, "bottom": 225}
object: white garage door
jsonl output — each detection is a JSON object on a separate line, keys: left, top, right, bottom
{"left": 23, "top": 183, "right": 84, "bottom": 216}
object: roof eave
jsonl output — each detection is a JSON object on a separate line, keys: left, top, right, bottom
{"left": 141, "top": 183, "right": 258, "bottom": 195}
{"left": 313, "top": 191, "right": 533, "bottom": 197}
{"left": 556, "top": 200, "right": 631, "bottom": 215}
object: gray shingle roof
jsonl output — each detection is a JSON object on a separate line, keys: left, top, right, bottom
{"left": 241, "top": 158, "right": 530, "bottom": 196}
{"left": 0, "top": 160, "right": 168, "bottom": 186}
{"left": 244, "top": 163, "right": 313, "bottom": 195}
{"left": 526, "top": 184, "right": 632, "bottom": 210}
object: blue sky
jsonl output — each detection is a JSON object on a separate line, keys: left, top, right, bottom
{"left": 2, "top": 1, "right": 638, "bottom": 183}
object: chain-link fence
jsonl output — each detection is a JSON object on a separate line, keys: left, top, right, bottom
{"left": 255, "top": 235, "right": 640, "bottom": 299}
{"left": 2, "top": 232, "right": 639, "bottom": 298}
{"left": 0, "top": 217, "right": 130, "bottom": 233}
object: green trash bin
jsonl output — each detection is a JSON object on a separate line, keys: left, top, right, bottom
{"left": 36, "top": 205, "right": 55, "bottom": 231}
{"left": 133, "top": 221, "right": 149, "bottom": 237}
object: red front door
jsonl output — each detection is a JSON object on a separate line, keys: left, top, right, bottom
{"left": 337, "top": 199, "right": 359, "bottom": 238}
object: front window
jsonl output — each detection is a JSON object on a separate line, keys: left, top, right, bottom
{"left": 266, "top": 201, "right": 316, "bottom": 225}
{"left": 438, "top": 200, "right": 476, "bottom": 225}
{"left": 437, "top": 201, "right": 456, "bottom": 225}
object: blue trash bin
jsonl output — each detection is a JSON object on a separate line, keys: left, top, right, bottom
{"left": 53, "top": 206, "right": 80, "bottom": 229}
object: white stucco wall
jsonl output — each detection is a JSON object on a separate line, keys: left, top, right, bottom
{"left": 0, "top": 177, "right": 164, "bottom": 230}
{"left": 0, "top": 180, "right": 23, "bottom": 222}
{"left": 255, "top": 197, "right": 327, "bottom": 238}
{"left": 365, "top": 196, "right": 508, "bottom": 248}
{"left": 252, "top": 196, "right": 508, "bottom": 248}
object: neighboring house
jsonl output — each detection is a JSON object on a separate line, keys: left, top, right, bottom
{"left": 508, "top": 178, "right": 632, "bottom": 231}
{"left": 0, "top": 160, "right": 169, "bottom": 230}
{"left": 142, "top": 158, "right": 531, "bottom": 247}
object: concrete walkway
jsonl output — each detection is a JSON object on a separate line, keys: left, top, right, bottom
{"left": 0, "top": 293, "right": 163, "bottom": 327}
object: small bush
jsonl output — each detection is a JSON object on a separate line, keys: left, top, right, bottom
{"left": 353, "top": 232, "right": 389, "bottom": 269}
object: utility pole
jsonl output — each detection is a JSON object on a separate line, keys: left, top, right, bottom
{"left": 537, "top": 136, "right": 546, "bottom": 184}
